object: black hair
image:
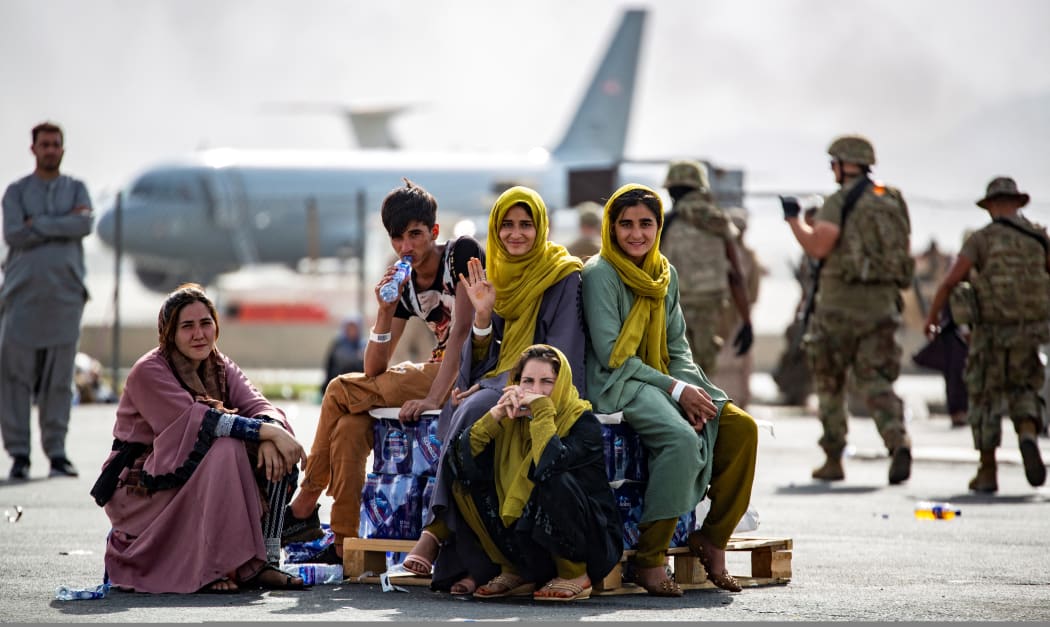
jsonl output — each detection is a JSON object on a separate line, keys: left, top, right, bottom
{"left": 509, "top": 345, "right": 561, "bottom": 384}
{"left": 607, "top": 187, "right": 663, "bottom": 228}
{"left": 509, "top": 201, "right": 533, "bottom": 218}
{"left": 32, "top": 121, "right": 63, "bottom": 145}
{"left": 157, "top": 283, "right": 219, "bottom": 354}
{"left": 380, "top": 178, "right": 438, "bottom": 237}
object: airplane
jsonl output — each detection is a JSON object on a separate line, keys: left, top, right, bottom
{"left": 95, "top": 8, "right": 743, "bottom": 293}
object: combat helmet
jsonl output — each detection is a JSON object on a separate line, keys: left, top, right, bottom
{"left": 827, "top": 134, "right": 876, "bottom": 166}
{"left": 663, "top": 160, "right": 710, "bottom": 191}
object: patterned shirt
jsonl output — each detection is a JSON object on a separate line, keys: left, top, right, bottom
{"left": 394, "top": 235, "right": 483, "bottom": 362}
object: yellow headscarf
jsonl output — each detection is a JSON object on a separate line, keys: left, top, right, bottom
{"left": 486, "top": 187, "right": 583, "bottom": 377}
{"left": 492, "top": 345, "right": 592, "bottom": 525}
{"left": 599, "top": 183, "right": 671, "bottom": 373}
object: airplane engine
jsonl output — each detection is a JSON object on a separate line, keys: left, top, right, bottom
{"left": 134, "top": 263, "right": 216, "bottom": 294}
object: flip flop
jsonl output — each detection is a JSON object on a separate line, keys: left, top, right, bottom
{"left": 533, "top": 578, "right": 592, "bottom": 602}
{"left": 473, "top": 573, "right": 536, "bottom": 599}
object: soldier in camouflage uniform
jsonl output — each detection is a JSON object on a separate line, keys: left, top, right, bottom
{"left": 566, "top": 201, "right": 602, "bottom": 262}
{"left": 660, "top": 160, "right": 753, "bottom": 376}
{"left": 923, "top": 177, "right": 1048, "bottom": 492}
{"left": 712, "top": 207, "right": 763, "bottom": 408}
{"left": 781, "top": 135, "right": 913, "bottom": 485}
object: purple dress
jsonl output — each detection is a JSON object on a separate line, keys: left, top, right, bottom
{"left": 100, "top": 349, "right": 291, "bottom": 593}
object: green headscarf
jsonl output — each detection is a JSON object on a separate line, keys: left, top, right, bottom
{"left": 486, "top": 186, "right": 583, "bottom": 377}
{"left": 599, "top": 183, "right": 671, "bottom": 373}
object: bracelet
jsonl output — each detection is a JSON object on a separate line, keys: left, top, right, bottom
{"left": 369, "top": 328, "right": 391, "bottom": 343}
{"left": 670, "top": 380, "right": 687, "bottom": 402}
{"left": 472, "top": 322, "right": 493, "bottom": 337}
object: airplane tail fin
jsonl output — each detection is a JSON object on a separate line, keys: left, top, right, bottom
{"left": 551, "top": 9, "right": 646, "bottom": 163}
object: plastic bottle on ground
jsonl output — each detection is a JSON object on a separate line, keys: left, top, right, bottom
{"left": 284, "top": 563, "right": 344, "bottom": 585}
{"left": 914, "top": 501, "right": 961, "bottom": 520}
{"left": 55, "top": 584, "right": 109, "bottom": 600}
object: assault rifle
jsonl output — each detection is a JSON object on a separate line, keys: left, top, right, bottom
{"left": 788, "top": 257, "right": 820, "bottom": 355}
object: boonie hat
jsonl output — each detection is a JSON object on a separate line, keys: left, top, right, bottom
{"left": 976, "top": 176, "right": 1029, "bottom": 209}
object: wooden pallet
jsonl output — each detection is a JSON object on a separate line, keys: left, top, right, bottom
{"left": 595, "top": 535, "right": 792, "bottom": 594}
{"left": 342, "top": 535, "right": 791, "bottom": 593}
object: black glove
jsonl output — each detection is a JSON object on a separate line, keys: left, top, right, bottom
{"left": 733, "top": 321, "right": 753, "bottom": 356}
{"left": 779, "top": 195, "right": 800, "bottom": 220}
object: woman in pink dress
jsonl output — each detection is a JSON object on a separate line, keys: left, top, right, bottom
{"left": 91, "top": 283, "right": 309, "bottom": 593}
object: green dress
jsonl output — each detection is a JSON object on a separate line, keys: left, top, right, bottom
{"left": 582, "top": 256, "right": 726, "bottom": 522}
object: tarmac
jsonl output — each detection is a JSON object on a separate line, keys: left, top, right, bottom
{"left": 2, "top": 376, "right": 1049, "bottom": 623}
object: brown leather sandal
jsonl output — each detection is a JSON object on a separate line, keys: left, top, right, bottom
{"left": 640, "top": 577, "right": 683, "bottom": 597}
{"left": 633, "top": 565, "right": 683, "bottom": 597}
{"left": 688, "top": 531, "right": 742, "bottom": 592}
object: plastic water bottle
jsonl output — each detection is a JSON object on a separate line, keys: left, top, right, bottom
{"left": 379, "top": 256, "right": 413, "bottom": 303}
{"left": 55, "top": 583, "right": 109, "bottom": 600}
{"left": 285, "top": 563, "right": 344, "bottom": 585}
{"left": 914, "top": 501, "right": 961, "bottom": 520}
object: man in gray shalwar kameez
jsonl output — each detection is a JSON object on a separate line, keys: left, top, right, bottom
{"left": 1, "top": 121, "right": 93, "bottom": 480}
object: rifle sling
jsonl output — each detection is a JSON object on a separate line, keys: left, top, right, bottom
{"left": 992, "top": 217, "right": 1049, "bottom": 255}
{"left": 807, "top": 177, "right": 872, "bottom": 313}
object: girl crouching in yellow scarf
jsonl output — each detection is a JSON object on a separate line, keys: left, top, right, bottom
{"left": 448, "top": 344, "right": 622, "bottom": 601}
{"left": 403, "top": 186, "right": 587, "bottom": 595}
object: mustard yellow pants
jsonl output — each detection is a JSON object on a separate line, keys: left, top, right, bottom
{"left": 634, "top": 402, "right": 757, "bottom": 568}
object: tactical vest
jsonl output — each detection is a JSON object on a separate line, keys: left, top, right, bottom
{"left": 661, "top": 193, "right": 728, "bottom": 297}
{"left": 972, "top": 219, "right": 1050, "bottom": 324}
{"left": 827, "top": 182, "right": 915, "bottom": 288}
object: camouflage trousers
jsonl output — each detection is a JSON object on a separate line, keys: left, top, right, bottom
{"left": 680, "top": 295, "right": 728, "bottom": 376}
{"left": 803, "top": 309, "right": 907, "bottom": 457}
{"left": 965, "top": 324, "right": 1048, "bottom": 451}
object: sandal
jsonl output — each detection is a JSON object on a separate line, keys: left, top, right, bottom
{"left": 687, "top": 531, "right": 742, "bottom": 592}
{"left": 242, "top": 564, "right": 308, "bottom": 590}
{"left": 402, "top": 529, "right": 439, "bottom": 576}
{"left": 198, "top": 577, "right": 239, "bottom": 594}
{"left": 633, "top": 564, "right": 683, "bottom": 597}
{"left": 450, "top": 576, "right": 476, "bottom": 595}
{"left": 473, "top": 573, "right": 536, "bottom": 599}
{"left": 534, "top": 577, "right": 592, "bottom": 602}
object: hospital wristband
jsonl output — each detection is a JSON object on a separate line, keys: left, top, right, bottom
{"left": 369, "top": 329, "right": 391, "bottom": 343}
{"left": 670, "top": 380, "right": 687, "bottom": 403}
{"left": 472, "top": 322, "right": 493, "bottom": 337}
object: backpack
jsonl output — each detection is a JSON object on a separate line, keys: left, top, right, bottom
{"left": 971, "top": 219, "right": 1050, "bottom": 324}
{"left": 835, "top": 180, "right": 915, "bottom": 289}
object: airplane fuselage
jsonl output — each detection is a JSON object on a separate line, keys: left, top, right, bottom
{"left": 95, "top": 148, "right": 581, "bottom": 289}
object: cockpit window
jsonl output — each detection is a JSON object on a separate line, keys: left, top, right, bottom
{"left": 130, "top": 172, "right": 206, "bottom": 202}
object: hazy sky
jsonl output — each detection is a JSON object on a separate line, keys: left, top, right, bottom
{"left": 4, "top": 0, "right": 1049, "bottom": 332}
{"left": 3, "top": 0, "right": 1048, "bottom": 204}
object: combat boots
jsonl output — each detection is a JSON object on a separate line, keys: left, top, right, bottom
{"left": 1017, "top": 419, "right": 1047, "bottom": 487}
{"left": 968, "top": 449, "right": 998, "bottom": 493}
{"left": 888, "top": 435, "right": 912, "bottom": 485}
{"left": 811, "top": 455, "right": 845, "bottom": 481}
